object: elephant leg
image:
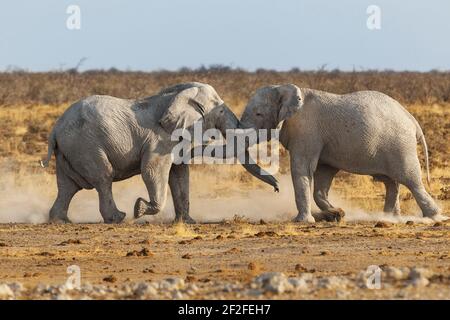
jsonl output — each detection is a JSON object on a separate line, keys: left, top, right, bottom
{"left": 291, "top": 156, "right": 317, "bottom": 223}
{"left": 96, "top": 181, "right": 126, "bottom": 224}
{"left": 402, "top": 179, "right": 440, "bottom": 218}
{"left": 49, "top": 154, "right": 80, "bottom": 223}
{"left": 396, "top": 161, "right": 440, "bottom": 218}
{"left": 311, "top": 164, "right": 345, "bottom": 222}
{"left": 77, "top": 150, "right": 126, "bottom": 224}
{"left": 373, "top": 175, "right": 401, "bottom": 215}
{"left": 384, "top": 179, "right": 401, "bottom": 215}
{"left": 404, "top": 181, "right": 439, "bottom": 218}
{"left": 169, "top": 164, "right": 195, "bottom": 224}
{"left": 134, "top": 153, "right": 171, "bottom": 219}
{"left": 313, "top": 164, "right": 339, "bottom": 211}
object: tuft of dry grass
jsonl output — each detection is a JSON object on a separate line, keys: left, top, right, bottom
{"left": 171, "top": 223, "right": 198, "bottom": 238}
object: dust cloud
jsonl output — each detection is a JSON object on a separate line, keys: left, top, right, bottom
{"left": 0, "top": 170, "right": 296, "bottom": 223}
{"left": 0, "top": 168, "right": 438, "bottom": 224}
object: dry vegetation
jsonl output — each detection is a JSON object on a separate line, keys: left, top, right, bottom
{"left": 0, "top": 69, "right": 449, "bottom": 299}
{"left": 1, "top": 68, "right": 450, "bottom": 107}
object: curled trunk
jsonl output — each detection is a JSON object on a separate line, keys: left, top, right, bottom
{"left": 189, "top": 143, "right": 279, "bottom": 192}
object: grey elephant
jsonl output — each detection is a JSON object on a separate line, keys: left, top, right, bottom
{"left": 240, "top": 84, "right": 441, "bottom": 222}
{"left": 40, "top": 82, "right": 278, "bottom": 224}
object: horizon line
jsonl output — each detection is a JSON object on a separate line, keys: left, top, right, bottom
{"left": 1, "top": 65, "right": 450, "bottom": 74}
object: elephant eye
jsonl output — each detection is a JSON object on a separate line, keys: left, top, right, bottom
{"left": 256, "top": 113, "right": 263, "bottom": 117}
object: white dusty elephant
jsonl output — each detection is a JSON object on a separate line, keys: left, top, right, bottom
{"left": 40, "top": 82, "right": 278, "bottom": 224}
{"left": 240, "top": 84, "right": 442, "bottom": 222}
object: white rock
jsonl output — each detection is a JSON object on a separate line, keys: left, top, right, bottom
{"left": 222, "top": 284, "right": 238, "bottom": 292}
{"left": 93, "top": 288, "right": 107, "bottom": 296}
{"left": 117, "top": 284, "right": 133, "bottom": 297}
{"left": 134, "top": 282, "right": 158, "bottom": 297}
{"left": 187, "top": 284, "right": 199, "bottom": 292}
{"left": 318, "top": 276, "right": 351, "bottom": 290}
{"left": 160, "top": 278, "right": 185, "bottom": 291}
{"left": 406, "top": 267, "right": 433, "bottom": 287}
{"left": 35, "top": 283, "right": 51, "bottom": 294}
{"left": 54, "top": 293, "right": 73, "bottom": 300}
{"left": 384, "top": 267, "right": 408, "bottom": 281}
{"left": 58, "top": 284, "right": 75, "bottom": 293}
{"left": 81, "top": 283, "right": 94, "bottom": 293}
{"left": 0, "top": 284, "right": 14, "bottom": 299}
{"left": 253, "top": 272, "right": 294, "bottom": 294}
{"left": 288, "top": 278, "right": 309, "bottom": 292}
{"left": 298, "top": 273, "right": 315, "bottom": 282}
{"left": 185, "top": 283, "right": 199, "bottom": 295}
{"left": 7, "top": 282, "right": 23, "bottom": 295}
{"left": 409, "top": 267, "right": 433, "bottom": 280}
{"left": 172, "top": 291, "right": 183, "bottom": 299}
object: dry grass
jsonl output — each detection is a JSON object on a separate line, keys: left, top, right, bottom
{"left": 1, "top": 69, "right": 450, "bottom": 107}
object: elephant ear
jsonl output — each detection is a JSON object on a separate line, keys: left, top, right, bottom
{"left": 276, "top": 84, "right": 303, "bottom": 123}
{"left": 159, "top": 86, "right": 207, "bottom": 134}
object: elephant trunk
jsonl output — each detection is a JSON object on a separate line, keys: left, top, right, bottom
{"left": 218, "top": 108, "right": 279, "bottom": 192}
{"left": 236, "top": 121, "right": 278, "bottom": 192}
{"left": 192, "top": 142, "right": 279, "bottom": 192}
{"left": 240, "top": 155, "right": 279, "bottom": 192}
{"left": 216, "top": 105, "right": 240, "bottom": 139}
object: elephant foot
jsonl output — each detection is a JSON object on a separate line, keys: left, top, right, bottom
{"left": 422, "top": 207, "right": 442, "bottom": 220}
{"left": 134, "top": 197, "right": 160, "bottom": 219}
{"left": 312, "top": 208, "right": 345, "bottom": 222}
{"left": 174, "top": 215, "right": 196, "bottom": 224}
{"left": 429, "top": 214, "right": 449, "bottom": 222}
{"left": 293, "top": 213, "right": 316, "bottom": 223}
{"left": 392, "top": 210, "right": 401, "bottom": 216}
{"left": 104, "top": 211, "right": 126, "bottom": 224}
{"left": 384, "top": 207, "right": 401, "bottom": 216}
{"left": 49, "top": 215, "right": 72, "bottom": 224}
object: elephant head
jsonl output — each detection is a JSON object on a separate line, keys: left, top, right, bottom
{"left": 159, "top": 82, "right": 222, "bottom": 134}
{"left": 240, "top": 84, "right": 304, "bottom": 133}
{"left": 159, "top": 82, "right": 254, "bottom": 136}
{"left": 159, "top": 82, "right": 279, "bottom": 191}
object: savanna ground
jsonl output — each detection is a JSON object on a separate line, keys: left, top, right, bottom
{"left": 0, "top": 69, "right": 449, "bottom": 299}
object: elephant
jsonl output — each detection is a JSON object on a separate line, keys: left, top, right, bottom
{"left": 40, "top": 82, "right": 279, "bottom": 224}
{"left": 239, "top": 84, "right": 441, "bottom": 222}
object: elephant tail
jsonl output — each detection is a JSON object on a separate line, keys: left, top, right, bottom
{"left": 39, "top": 130, "right": 56, "bottom": 168}
{"left": 417, "top": 130, "right": 431, "bottom": 187}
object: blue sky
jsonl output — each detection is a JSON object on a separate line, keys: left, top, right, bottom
{"left": 0, "top": 0, "right": 449, "bottom": 71}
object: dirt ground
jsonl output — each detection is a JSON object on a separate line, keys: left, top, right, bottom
{"left": 0, "top": 218, "right": 449, "bottom": 299}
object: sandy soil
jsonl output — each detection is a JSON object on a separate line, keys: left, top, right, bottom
{"left": 1, "top": 218, "right": 449, "bottom": 299}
